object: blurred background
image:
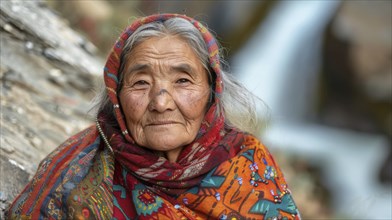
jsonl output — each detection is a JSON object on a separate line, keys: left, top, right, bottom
{"left": 1, "top": 0, "right": 391, "bottom": 219}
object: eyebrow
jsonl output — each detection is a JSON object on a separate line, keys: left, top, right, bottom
{"left": 171, "top": 63, "right": 196, "bottom": 78}
{"left": 125, "top": 63, "right": 197, "bottom": 78}
{"left": 127, "top": 63, "right": 150, "bottom": 74}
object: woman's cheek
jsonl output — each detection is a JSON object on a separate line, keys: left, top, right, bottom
{"left": 121, "top": 93, "right": 147, "bottom": 121}
{"left": 176, "top": 90, "right": 208, "bottom": 118}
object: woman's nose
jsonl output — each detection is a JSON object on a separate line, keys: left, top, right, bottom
{"left": 148, "top": 87, "right": 175, "bottom": 112}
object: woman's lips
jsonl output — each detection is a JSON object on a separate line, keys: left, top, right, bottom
{"left": 146, "top": 121, "right": 179, "bottom": 126}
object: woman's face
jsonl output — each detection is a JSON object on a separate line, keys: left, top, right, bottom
{"left": 119, "top": 35, "right": 210, "bottom": 162}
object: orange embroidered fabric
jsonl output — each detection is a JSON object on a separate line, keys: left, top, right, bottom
{"left": 112, "top": 135, "right": 300, "bottom": 219}
{"left": 178, "top": 135, "right": 299, "bottom": 219}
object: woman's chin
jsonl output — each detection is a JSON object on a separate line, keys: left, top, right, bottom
{"left": 144, "top": 135, "right": 186, "bottom": 152}
{"left": 140, "top": 126, "right": 194, "bottom": 151}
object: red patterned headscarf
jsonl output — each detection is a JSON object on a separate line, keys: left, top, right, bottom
{"left": 98, "top": 14, "right": 244, "bottom": 196}
{"left": 103, "top": 14, "right": 223, "bottom": 139}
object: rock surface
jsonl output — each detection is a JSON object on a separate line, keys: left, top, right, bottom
{"left": 0, "top": 0, "right": 104, "bottom": 217}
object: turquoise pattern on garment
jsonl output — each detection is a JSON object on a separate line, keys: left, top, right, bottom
{"left": 240, "top": 149, "right": 255, "bottom": 162}
{"left": 132, "top": 184, "right": 164, "bottom": 216}
{"left": 186, "top": 167, "right": 226, "bottom": 195}
{"left": 200, "top": 167, "right": 225, "bottom": 188}
{"left": 113, "top": 184, "right": 126, "bottom": 199}
{"left": 107, "top": 73, "right": 118, "bottom": 83}
{"left": 249, "top": 193, "right": 298, "bottom": 218}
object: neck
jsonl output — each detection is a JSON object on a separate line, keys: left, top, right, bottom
{"left": 164, "top": 147, "right": 183, "bottom": 163}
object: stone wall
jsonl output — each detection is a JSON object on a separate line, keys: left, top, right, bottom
{"left": 0, "top": 0, "right": 103, "bottom": 217}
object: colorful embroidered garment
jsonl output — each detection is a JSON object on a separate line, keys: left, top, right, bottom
{"left": 7, "top": 14, "right": 300, "bottom": 220}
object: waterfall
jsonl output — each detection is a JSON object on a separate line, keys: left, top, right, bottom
{"left": 233, "top": 0, "right": 340, "bottom": 121}
{"left": 233, "top": 1, "right": 391, "bottom": 218}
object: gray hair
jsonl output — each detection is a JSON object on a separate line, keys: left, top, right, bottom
{"left": 91, "top": 17, "right": 266, "bottom": 135}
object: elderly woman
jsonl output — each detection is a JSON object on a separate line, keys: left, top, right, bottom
{"left": 8, "top": 14, "right": 300, "bottom": 219}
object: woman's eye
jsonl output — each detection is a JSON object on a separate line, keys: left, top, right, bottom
{"left": 134, "top": 80, "right": 148, "bottom": 86}
{"left": 176, "top": 78, "right": 190, "bottom": 84}
{"left": 131, "top": 80, "right": 149, "bottom": 88}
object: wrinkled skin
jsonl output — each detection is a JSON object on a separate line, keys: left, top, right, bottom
{"left": 119, "top": 36, "right": 210, "bottom": 162}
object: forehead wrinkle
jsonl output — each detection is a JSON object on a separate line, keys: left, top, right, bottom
{"left": 122, "top": 36, "right": 205, "bottom": 81}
